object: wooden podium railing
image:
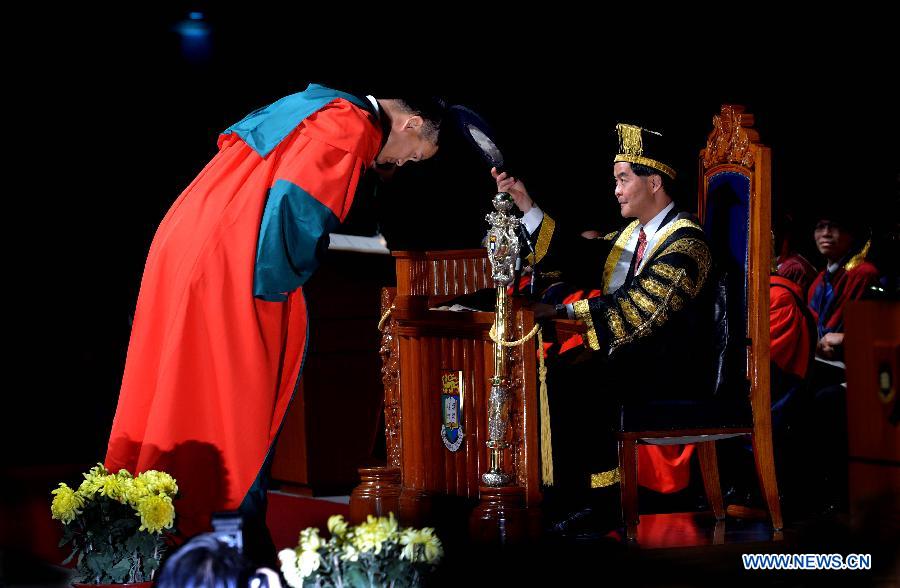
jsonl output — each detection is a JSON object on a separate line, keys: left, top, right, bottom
{"left": 350, "top": 249, "right": 543, "bottom": 541}
{"left": 394, "top": 249, "right": 494, "bottom": 301}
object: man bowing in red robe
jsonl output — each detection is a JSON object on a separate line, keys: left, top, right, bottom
{"left": 105, "top": 84, "right": 445, "bottom": 562}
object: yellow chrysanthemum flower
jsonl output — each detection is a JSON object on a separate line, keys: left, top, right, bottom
{"left": 352, "top": 514, "right": 398, "bottom": 554}
{"left": 399, "top": 527, "right": 443, "bottom": 563}
{"left": 339, "top": 542, "right": 359, "bottom": 562}
{"left": 299, "top": 527, "right": 323, "bottom": 552}
{"left": 136, "top": 470, "right": 179, "bottom": 497}
{"left": 119, "top": 477, "right": 136, "bottom": 502}
{"left": 327, "top": 514, "right": 348, "bottom": 537}
{"left": 124, "top": 478, "right": 150, "bottom": 506}
{"left": 97, "top": 474, "right": 129, "bottom": 503}
{"left": 50, "top": 483, "right": 84, "bottom": 524}
{"left": 136, "top": 494, "right": 175, "bottom": 533}
{"left": 76, "top": 478, "right": 99, "bottom": 500}
{"left": 76, "top": 463, "right": 109, "bottom": 499}
{"left": 88, "top": 463, "right": 109, "bottom": 477}
{"left": 375, "top": 513, "right": 398, "bottom": 538}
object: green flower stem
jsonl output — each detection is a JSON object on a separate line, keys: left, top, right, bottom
{"left": 333, "top": 554, "right": 344, "bottom": 588}
{"left": 151, "top": 544, "right": 159, "bottom": 580}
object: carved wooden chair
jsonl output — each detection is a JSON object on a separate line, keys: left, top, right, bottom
{"left": 615, "top": 105, "right": 783, "bottom": 541}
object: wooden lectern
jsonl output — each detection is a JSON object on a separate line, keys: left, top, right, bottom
{"left": 349, "top": 249, "right": 545, "bottom": 542}
{"left": 844, "top": 299, "right": 900, "bottom": 534}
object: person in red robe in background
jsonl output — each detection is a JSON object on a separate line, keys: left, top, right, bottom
{"left": 804, "top": 207, "right": 880, "bottom": 512}
{"left": 808, "top": 212, "right": 880, "bottom": 366}
{"left": 770, "top": 211, "right": 819, "bottom": 432}
{"left": 763, "top": 271, "right": 817, "bottom": 514}
{"left": 104, "top": 84, "right": 446, "bottom": 565}
{"left": 770, "top": 275, "right": 816, "bottom": 417}
{"left": 727, "top": 207, "right": 880, "bottom": 516}
{"left": 717, "top": 211, "right": 820, "bottom": 514}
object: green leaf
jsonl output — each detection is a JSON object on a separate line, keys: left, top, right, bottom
{"left": 110, "top": 556, "right": 133, "bottom": 583}
{"left": 385, "top": 559, "right": 408, "bottom": 579}
{"left": 86, "top": 552, "right": 107, "bottom": 579}
{"left": 61, "top": 549, "right": 77, "bottom": 566}
{"left": 342, "top": 560, "right": 364, "bottom": 576}
{"left": 125, "top": 532, "right": 151, "bottom": 554}
{"left": 143, "top": 556, "right": 160, "bottom": 579}
{"left": 343, "top": 567, "right": 368, "bottom": 587}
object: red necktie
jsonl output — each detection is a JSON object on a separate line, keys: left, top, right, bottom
{"left": 635, "top": 228, "right": 647, "bottom": 270}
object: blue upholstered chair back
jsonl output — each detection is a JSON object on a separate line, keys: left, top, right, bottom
{"left": 703, "top": 171, "right": 751, "bottom": 328}
{"left": 703, "top": 171, "right": 752, "bottom": 400}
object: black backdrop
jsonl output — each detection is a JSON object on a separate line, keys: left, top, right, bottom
{"left": 6, "top": 7, "right": 897, "bottom": 466}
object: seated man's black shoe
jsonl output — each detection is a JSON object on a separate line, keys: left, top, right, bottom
{"left": 545, "top": 506, "right": 620, "bottom": 542}
{"left": 547, "top": 506, "right": 594, "bottom": 534}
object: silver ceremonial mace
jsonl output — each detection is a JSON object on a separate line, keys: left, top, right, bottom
{"left": 482, "top": 192, "right": 520, "bottom": 486}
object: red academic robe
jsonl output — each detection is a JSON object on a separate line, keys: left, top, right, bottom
{"left": 807, "top": 260, "right": 880, "bottom": 338}
{"left": 770, "top": 275, "right": 814, "bottom": 378}
{"left": 105, "top": 96, "right": 382, "bottom": 537}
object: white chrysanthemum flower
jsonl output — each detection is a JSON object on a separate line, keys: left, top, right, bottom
{"left": 297, "top": 549, "right": 322, "bottom": 579}
{"left": 278, "top": 549, "right": 304, "bottom": 588}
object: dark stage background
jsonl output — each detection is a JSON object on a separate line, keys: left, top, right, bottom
{"left": 4, "top": 8, "right": 897, "bottom": 472}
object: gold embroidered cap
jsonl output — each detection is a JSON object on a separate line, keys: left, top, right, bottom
{"left": 614, "top": 123, "right": 676, "bottom": 179}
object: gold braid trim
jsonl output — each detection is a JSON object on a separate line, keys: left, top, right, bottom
{"left": 573, "top": 299, "right": 602, "bottom": 351}
{"left": 657, "top": 238, "right": 711, "bottom": 293}
{"left": 844, "top": 239, "right": 871, "bottom": 271}
{"left": 609, "top": 267, "right": 687, "bottom": 353}
{"left": 651, "top": 262, "right": 679, "bottom": 281}
{"left": 591, "top": 468, "right": 621, "bottom": 488}
{"left": 606, "top": 307, "right": 628, "bottom": 341}
{"left": 618, "top": 297, "right": 643, "bottom": 328}
{"left": 637, "top": 219, "right": 702, "bottom": 275}
{"left": 680, "top": 274, "right": 699, "bottom": 297}
{"left": 614, "top": 155, "right": 676, "bottom": 179}
{"left": 603, "top": 230, "right": 619, "bottom": 241}
{"left": 629, "top": 288, "right": 658, "bottom": 315}
{"left": 604, "top": 220, "right": 639, "bottom": 291}
{"left": 526, "top": 213, "right": 556, "bottom": 266}
{"left": 640, "top": 276, "right": 670, "bottom": 299}
{"left": 537, "top": 329, "right": 553, "bottom": 486}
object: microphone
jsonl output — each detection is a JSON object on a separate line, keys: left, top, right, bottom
{"left": 516, "top": 221, "right": 538, "bottom": 295}
{"left": 517, "top": 220, "right": 536, "bottom": 256}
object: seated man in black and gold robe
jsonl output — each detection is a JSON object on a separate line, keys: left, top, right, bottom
{"left": 494, "top": 124, "right": 716, "bottom": 537}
